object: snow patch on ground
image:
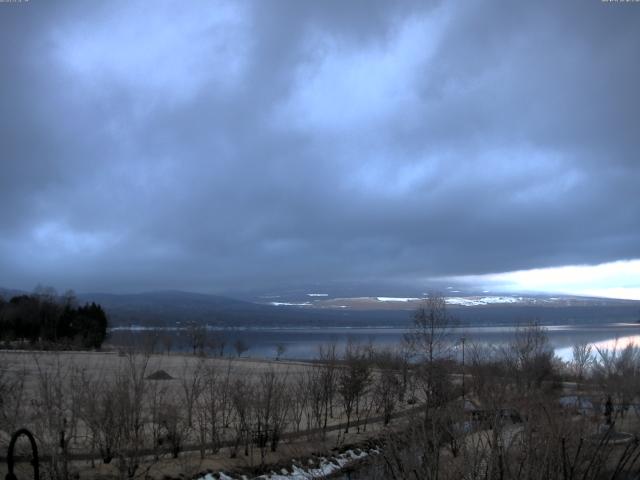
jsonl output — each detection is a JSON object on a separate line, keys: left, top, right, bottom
{"left": 376, "top": 297, "right": 421, "bottom": 302}
{"left": 376, "top": 295, "right": 523, "bottom": 305}
{"left": 199, "top": 448, "right": 377, "bottom": 480}
{"left": 269, "top": 302, "right": 312, "bottom": 306}
{"left": 446, "top": 296, "right": 522, "bottom": 306}
{"left": 258, "top": 449, "right": 373, "bottom": 479}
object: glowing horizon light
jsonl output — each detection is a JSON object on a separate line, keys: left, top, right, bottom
{"left": 445, "top": 259, "right": 640, "bottom": 301}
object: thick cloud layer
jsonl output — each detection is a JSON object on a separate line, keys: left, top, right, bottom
{"left": 1, "top": 0, "right": 639, "bottom": 294}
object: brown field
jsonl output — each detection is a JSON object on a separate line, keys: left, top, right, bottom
{"left": 0, "top": 349, "right": 413, "bottom": 479}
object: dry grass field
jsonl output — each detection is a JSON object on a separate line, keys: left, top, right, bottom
{"left": 0, "top": 348, "right": 413, "bottom": 479}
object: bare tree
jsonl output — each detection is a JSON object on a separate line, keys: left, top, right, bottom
{"left": 0, "top": 355, "right": 27, "bottom": 450}
{"left": 186, "top": 323, "right": 207, "bottom": 356}
{"left": 404, "top": 293, "right": 453, "bottom": 363}
{"left": 194, "top": 359, "right": 231, "bottom": 457}
{"left": 158, "top": 398, "right": 186, "bottom": 459}
{"left": 230, "top": 377, "right": 251, "bottom": 458}
{"left": 206, "top": 331, "right": 226, "bottom": 357}
{"left": 404, "top": 294, "right": 455, "bottom": 424}
{"left": 289, "top": 371, "right": 310, "bottom": 433}
{"left": 467, "top": 341, "right": 510, "bottom": 415}
{"left": 142, "top": 330, "right": 160, "bottom": 354}
{"left": 593, "top": 341, "right": 640, "bottom": 421}
{"left": 571, "top": 341, "right": 594, "bottom": 382}
{"left": 275, "top": 343, "right": 286, "bottom": 360}
{"left": 61, "top": 289, "right": 78, "bottom": 309}
{"left": 109, "top": 353, "right": 151, "bottom": 480}
{"left": 306, "top": 367, "right": 325, "bottom": 434}
{"left": 317, "top": 343, "right": 338, "bottom": 437}
{"left": 146, "top": 374, "right": 170, "bottom": 461}
{"left": 251, "top": 368, "right": 290, "bottom": 465}
{"left": 31, "top": 354, "right": 82, "bottom": 480}
{"left": 234, "top": 338, "right": 249, "bottom": 357}
{"left": 374, "top": 359, "right": 401, "bottom": 426}
{"left": 503, "top": 321, "right": 557, "bottom": 394}
{"left": 337, "top": 344, "right": 371, "bottom": 433}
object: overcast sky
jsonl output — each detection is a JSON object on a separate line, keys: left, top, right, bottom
{"left": 1, "top": 0, "right": 639, "bottom": 298}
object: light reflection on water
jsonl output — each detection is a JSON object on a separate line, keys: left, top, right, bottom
{"left": 555, "top": 334, "right": 640, "bottom": 361}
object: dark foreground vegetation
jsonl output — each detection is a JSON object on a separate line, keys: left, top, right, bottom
{"left": 0, "top": 287, "right": 107, "bottom": 349}
{"left": 372, "top": 296, "right": 640, "bottom": 480}
{"left": 1, "top": 295, "right": 640, "bottom": 479}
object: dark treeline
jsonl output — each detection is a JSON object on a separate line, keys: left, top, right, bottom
{"left": 0, "top": 287, "right": 107, "bottom": 349}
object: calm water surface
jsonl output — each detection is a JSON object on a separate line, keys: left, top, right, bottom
{"left": 108, "top": 323, "right": 640, "bottom": 361}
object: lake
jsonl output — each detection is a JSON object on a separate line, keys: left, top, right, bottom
{"left": 108, "top": 322, "right": 640, "bottom": 362}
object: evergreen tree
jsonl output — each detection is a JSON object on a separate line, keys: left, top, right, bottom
{"left": 0, "top": 292, "right": 108, "bottom": 349}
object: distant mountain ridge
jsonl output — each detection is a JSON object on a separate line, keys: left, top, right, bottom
{"left": 1, "top": 287, "right": 639, "bottom": 328}
{"left": 78, "top": 290, "right": 254, "bottom": 309}
{"left": 76, "top": 290, "right": 264, "bottom": 327}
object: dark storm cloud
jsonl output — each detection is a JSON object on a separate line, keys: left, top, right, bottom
{"left": 0, "top": 0, "right": 639, "bottom": 293}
